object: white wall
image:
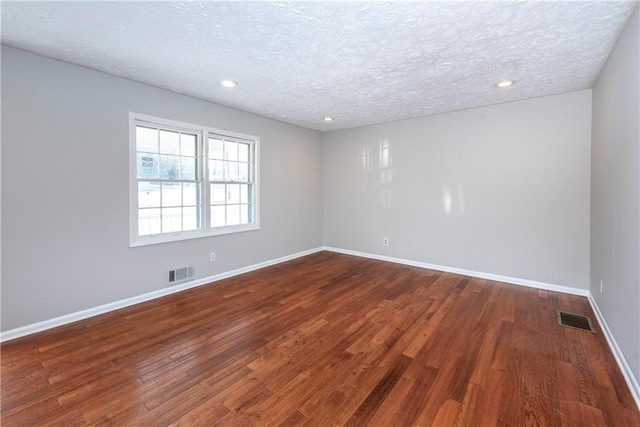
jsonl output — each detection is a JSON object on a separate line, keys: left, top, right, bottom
{"left": 324, "top": 90, "right": 592, "bottom": 289}
{"left": 591, "top": 6, "right": 640, "bottom": 383}
{"left": 1, "top": 46, "right": 324, "bottom": 331}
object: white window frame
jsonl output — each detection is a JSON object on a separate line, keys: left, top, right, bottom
{"left": 129, "top": 113, "right": 260, "bottom": 247}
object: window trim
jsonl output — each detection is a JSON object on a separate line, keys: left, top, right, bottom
{"left": 129, "top": 112, "right": 260, "bottom": 247}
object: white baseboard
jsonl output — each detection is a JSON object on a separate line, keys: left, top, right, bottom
{"left": 0, "top": 247, "right": 324, "bottom": 343}
{"left": 323, "top": 246, "right": 589, "bottom": 297}
{"left": 587, "top": 294, "right": 640, "bottom": 410}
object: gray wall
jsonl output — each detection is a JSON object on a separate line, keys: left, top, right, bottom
{"left": 324, "top": 90, "right": 592, "bottom": 289}
{"left": 591, "top": 6, "right": 640, "bottom": 383}
{"left": 1, "top": 46, "right": 324, "bottom": 331}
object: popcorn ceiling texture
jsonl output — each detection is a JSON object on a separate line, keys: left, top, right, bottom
{"left": 1, "top": 1, "right": 636, "bottom": 131}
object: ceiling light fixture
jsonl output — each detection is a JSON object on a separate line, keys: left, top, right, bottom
{"left": 495, "top": 79, "right": 515, "bottom": 88}
{"left": 220, "top": 79, "right": 238, "bottom": 88}
{"left": 323, "top": 117, "right": 334, "bottom": 122}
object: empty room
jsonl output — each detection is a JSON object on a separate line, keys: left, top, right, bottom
{"left": 1, "top": 1, "right": 639, "bottom": 425}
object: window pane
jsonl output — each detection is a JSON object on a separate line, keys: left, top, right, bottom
{"left": 139, "top": 208, "right": 161, "bottom": 236}
{"left": 183, "top": 207, "right": 199, "bottom": 231}
{"left": 226, "top": 162, "right": 238, "bottom": 181}
{"left": 225, "top": 141, "right": 238, "bottom": 161}
{"left": 240, "top": 204, "right": 250, "bottom": 224}
{"left": 239, "top": 184, "right": 249, "bottom": 203}
{"left": 159, "top": 155, "right": 179, "bottom": 179}
{"left": 209, "top": 138, "right": 224, "bottom": 160}
{"left": 211, "top": 183, "right": 225, "bottom": 204}
{"left": 209, "top": 160, "right": 224, "bottom": 181}
{"left": 211, "top": 205, "right": 226, "bottom": 227}
{"left": 162, "top": 182, "right": 182, "bottom": 207}
{"left": 238, "top": 143, "right": 250, "bottom": 162}
{"left": 181, "top": 133, "right": 197, "bottom": 156}
{"left": 137, "top": 153, "right": 159, "bottom": 179}
{"left": 162, "top": 207, "right": 182, "bottom": 232}
{"left": 180, "top": 157, "right": 196, "bottom": 180}
{"left": 138, "top": 182, "right": 161, "bottom": 208}
{"left": 136, "top": 126, "right": 158, "bottom": 153}
{"left": 159, "top": 129, "right": 180, "bottom": 154}
{"left": 238, "top": 163, "right": 249, "bottom": 182}
{"left": 227, "top": 204, "right": 240, "bottom": 226}
{"left": 227, "top": 184, "right": 240, "bottom": 204}
{"left": 183, "top": 183, "right": 198, "bottom": 206}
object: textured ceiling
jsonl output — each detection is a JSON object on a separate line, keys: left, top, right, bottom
{"left": 1, "top": 1, "right": 637, "bottom": 131}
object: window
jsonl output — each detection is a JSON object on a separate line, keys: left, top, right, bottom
{"left": 130, "top": 113, "right": 259, "bottom": 246}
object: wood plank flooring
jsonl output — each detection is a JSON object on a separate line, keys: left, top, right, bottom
{"left": 2, "top": 251, "right": 638, "bottom": 426}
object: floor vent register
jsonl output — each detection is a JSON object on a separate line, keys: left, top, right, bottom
{"left": 557, "top": 311, "right": 596, "bottom": 333}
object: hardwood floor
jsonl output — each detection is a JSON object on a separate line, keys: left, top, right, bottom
{"left": 1, "top": 251, "right": 638, "bottom": 426}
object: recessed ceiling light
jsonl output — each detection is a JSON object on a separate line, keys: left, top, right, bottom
{"left": 220, "top": 79, "right": 238, "bottom": 88}
{"left": 496, "top": 80, "right": 516, "bottom": 88}
{"left": 323, "top": 117, "right": 334, "bottom": 122}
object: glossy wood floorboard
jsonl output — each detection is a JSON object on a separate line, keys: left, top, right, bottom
{"left": 2, "top": 252, "right": 638, "bottom": 426}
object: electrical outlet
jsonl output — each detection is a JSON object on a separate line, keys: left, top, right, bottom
{"left": 210, "top": 252, "right": 216, "bottom": 262}
{"left": 600, "top": 280, "right": 603, "bottom": 294}
{"left": 383, "top": 237, "right": 389, "bottom": 246}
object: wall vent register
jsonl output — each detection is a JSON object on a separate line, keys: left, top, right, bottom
{"left": 167, "top": 266, "right": 195, "bottom": 284}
